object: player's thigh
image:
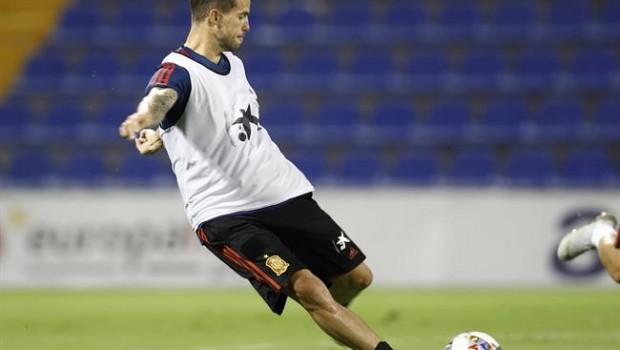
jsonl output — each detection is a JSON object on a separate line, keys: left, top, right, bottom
{"left": 259, "top": 194, "right": 367, "bottom": 282}
{"left": 197, "top": 216, "right": 306, "bottom": 291}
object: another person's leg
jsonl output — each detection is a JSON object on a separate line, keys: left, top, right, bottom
{"left": 557, "top": 212, "right": 620, "bottom": 284}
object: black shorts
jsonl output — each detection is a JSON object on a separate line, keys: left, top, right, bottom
{"left": 195, "top": 193, "right": 366, "bottom": 314}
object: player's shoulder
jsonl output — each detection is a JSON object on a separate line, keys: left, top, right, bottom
{"left": 223, "top": 51, "right": 243, "bottom": 66}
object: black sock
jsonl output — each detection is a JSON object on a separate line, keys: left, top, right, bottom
{"left": 375, "top": 341, "right": 394, "bottom": 350}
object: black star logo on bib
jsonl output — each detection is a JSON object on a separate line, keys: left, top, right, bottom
{"left": 232, "top": 105, "right": 261, "bottom": 141}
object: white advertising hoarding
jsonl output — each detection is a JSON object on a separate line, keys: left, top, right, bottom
{"left": 0, "top": 188, "right": 618, "bottom": 287}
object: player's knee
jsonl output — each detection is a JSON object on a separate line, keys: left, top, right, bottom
{"left": 289, "top": 270, "right": 336, "bottom": 312}
{"left": 350, "top": 264, "right": 373, "bottom": 292}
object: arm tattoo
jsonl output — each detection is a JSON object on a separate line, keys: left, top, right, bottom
{"left": 138, "top": 87, "right": 179, "bottom": 125}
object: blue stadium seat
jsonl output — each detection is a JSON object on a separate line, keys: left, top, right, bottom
{"left": 22, "top": 53, "right": 68, "bottom": 80}
{"left": 243, "top": 54, "right": 284, "bottom": 89}
{"left": 328, "top": 4, "right": 372, "bottom": 27}
{"left": 314, "top": 102, "right": 360, "bottom": 143}
{"left": 287, "top": 150, "right": 328, "bottom": 183}
{"left": 446, "top": 149, "right": 496, "bottom": 184}
{"left": 370, "top": 103, "right": 415, "bottom": 141}
{"left": 437, "top": 3, "right": 482, "bottom": 39}
{"left": 570, "top": 49, "right": 616, "bottom": 89}
{"left": 351, "top": 52, "right": 395, "bottom": 87}
{"left": 338, "top": 151, "right": 383, "bottom": 184}
{"left": 383, "top": 3, "right": 427, "bottom": 28}
{"left": 116, "top": 153, "right": 174, "bottom": 185}
{"left": 423, "top": 101, "right": 472, "bottom": 142}
{"left": 60, "top": 152, "right": 105, "bottom": 185}
{"left": 503, "top": 149, "right": 554, "bottom": 186}
{"left": 276, "top": 8, "right": 317, "bottom": 29}
{"left": 389, "top": 152, "right": 438, "bottom": 184}
{"left": 44, "top": 104, "right": 86, "bottom": 139}
{"left": 478, "top": 99, "right": 529, "bottom": 142}
{"left": 491, "top": 3, "right": 537, "bottom": 39}
{"left": 458, "top": 50, "right": 507, "bottom": 89}
{"left": 559, "top": 149, "right": 613, "bottom": 186}
{"left": 600, "top": 2, "right": 620, "bottom": 37}
{"left": 260, "top": 102, "right": 305, "bottom": 141}
{"left": 544, "top": 2, "right": 593, "bottom": 38}
{"left": 168, "top": 5, "right": 191, "bottom": 27}
{"left": 406, "top": 51, "right": 450, "bottom": 90}
{"left": 592, "top": 98, "right": 620, "bottom": 140}
{"left": 512, "top": 49, "right": 560, "bottom": 90}
{"left": 0, "top": 102, "right": 31, "bottom": 136}
{"left": 80, "top": 52, "right": 123, "bottom": 77}
{"left": 534, "top": 100, "right": 584, "bottom": 141}
{"left": 9, "top": 152, "right": 55, "bottom": 185}
{"left": 295, "top": 52, "right": 339, "bottom": 88}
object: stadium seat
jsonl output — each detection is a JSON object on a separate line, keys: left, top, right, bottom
{"left": 559, "top": 149, "right": 613, "bottom": 186}
{"left": 478, "top": 99, "right": 529, "bottom": 142}
{"left": 115, "top": 5, "right": 157, "bottom": 28}
{"left": 406, "top": 51, "right": 450, "bottom": 90}
{"left": 570, "top": 49, "right": 616, "bottom": 89}
{"left": 490, "top": 3, "right": 537, "bottom": 39}
{"left": 59, "top": 152, "right": 105, "bottom": 185}
{"left": 351, "top": 52, "right": 395, "bottom": 88}
{"left": 534, "top": 100, "right": 585, "bottom": 141}
{"left": 458, "top": 50, "right": 507, "bottom": 89}
{"left": 275, "top": 8, "right": 317, "bottom": 29}
{"left": 312, "top": 102, "right": 361, "bottom": 144}
{"left": 22, "top": 53, "right": 68, "bottom": 79}
{"left": 80, "top": 52, "right": 123, "bottom": 77}
{"left": 243, "top": 54, "right": 284, "bottom": 89}
{"left": 295, "top": 51, "right": 340, "bottom": 89}
{"left": 512, "top": 49, "right": 560, "bottom": 90}
{"left": 389, "top": 151, "right": 438, "bottom": 184}
{"left": 369, "top": 103, "right": 415, "bottom": 141}
{"left": 437, "top": 3, "right": 483, "bottom": 39}
{"left": 544, "top": 1, "right": 593, "bottom": 38}
{"left": 116, "top": 153, "right": 174, "bottom": 185}
{"left": 383, "top": 3, "right": 427, "bottom": 28}
{"left": 503, "top": 149, "right": 554, "bottom": 186}
{"left": 328, "top": 4, "right": 372, "bottom": 28}
{"left": 423, "top": 101, "right": 472, "bottom": 142}
{"left": 287, "top": 150, "right": 328, "bottom": 183}
{"left": 600, "top": 2, "right": 620, "bottom": 37}
{"left": 9, "top": 152, "right": 55, "bottom": 185}
{"left": 260, "top": 102, "right": 305, "bottom": 141}
{"left": 446, "top": 149, "right": 496, "bottom": 185}
{"left": 338, "top": 150, "right": 383, "bottom": 184}
{"left": 592, "top": 98, "right": 620, "bottom": 140}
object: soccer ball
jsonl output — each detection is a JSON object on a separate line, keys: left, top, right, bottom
{"left": 444, "top": 331, "right": 502, "bottom": 350}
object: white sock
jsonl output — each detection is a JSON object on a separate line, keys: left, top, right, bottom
{"left": 591, "top": 222, "right": 617, "bottom": 248}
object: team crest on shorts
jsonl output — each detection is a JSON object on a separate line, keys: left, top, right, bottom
{"left": 265, "top": 255, "right": 289, "bottom": 276}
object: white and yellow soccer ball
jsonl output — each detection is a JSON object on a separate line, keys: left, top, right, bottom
{"left": 445, "top": 331, "right": 502, "bottom": 350}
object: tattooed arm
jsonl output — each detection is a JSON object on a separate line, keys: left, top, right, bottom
{"left": 118, "top": 87, "right": 179, "bottom": 140}
{"left": 118, "top": 87, "right": 178, "bottom": 155}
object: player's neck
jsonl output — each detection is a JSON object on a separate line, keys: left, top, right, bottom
{"left": 185, "top": 28, "right": 222, "bottom": 64}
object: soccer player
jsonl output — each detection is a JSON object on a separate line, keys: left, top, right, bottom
{"left": 118, "top": 1, "right": 395, "bottom": 349}
{"left": 557, "top": 212, "right": 620, "bottom": 284}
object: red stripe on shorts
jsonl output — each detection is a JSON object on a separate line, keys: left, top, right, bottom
{"left": 222, "top": 245, "right": 282, "bottom": 292}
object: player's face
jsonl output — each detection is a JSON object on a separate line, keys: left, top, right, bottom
{"left": 216, "top": 0, "right": 251, "bottom": 51}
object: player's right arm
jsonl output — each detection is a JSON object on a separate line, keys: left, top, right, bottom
{"left": 118, "top": 87, "right": 179, "bottom": 140}
{"left": 119, "top": 61, "right": 191, "bottom": 157}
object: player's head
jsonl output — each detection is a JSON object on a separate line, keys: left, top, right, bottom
{"left": 190, "top": 0, "right": 251, "bottom": 51}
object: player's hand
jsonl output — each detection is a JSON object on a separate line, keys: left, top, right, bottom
{"left": 119, "top": 112, "right": 153, "bottom": 140}
{"left": 135, "top": 129, "right": 164, "bottom": 155}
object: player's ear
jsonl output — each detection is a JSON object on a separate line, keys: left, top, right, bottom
{"left": 207, "top": 8, "right": 222, "bottom": 26}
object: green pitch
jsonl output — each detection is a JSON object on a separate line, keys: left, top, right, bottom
{"left": 1, "top": 288, "right": 618, "bottom": 349}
